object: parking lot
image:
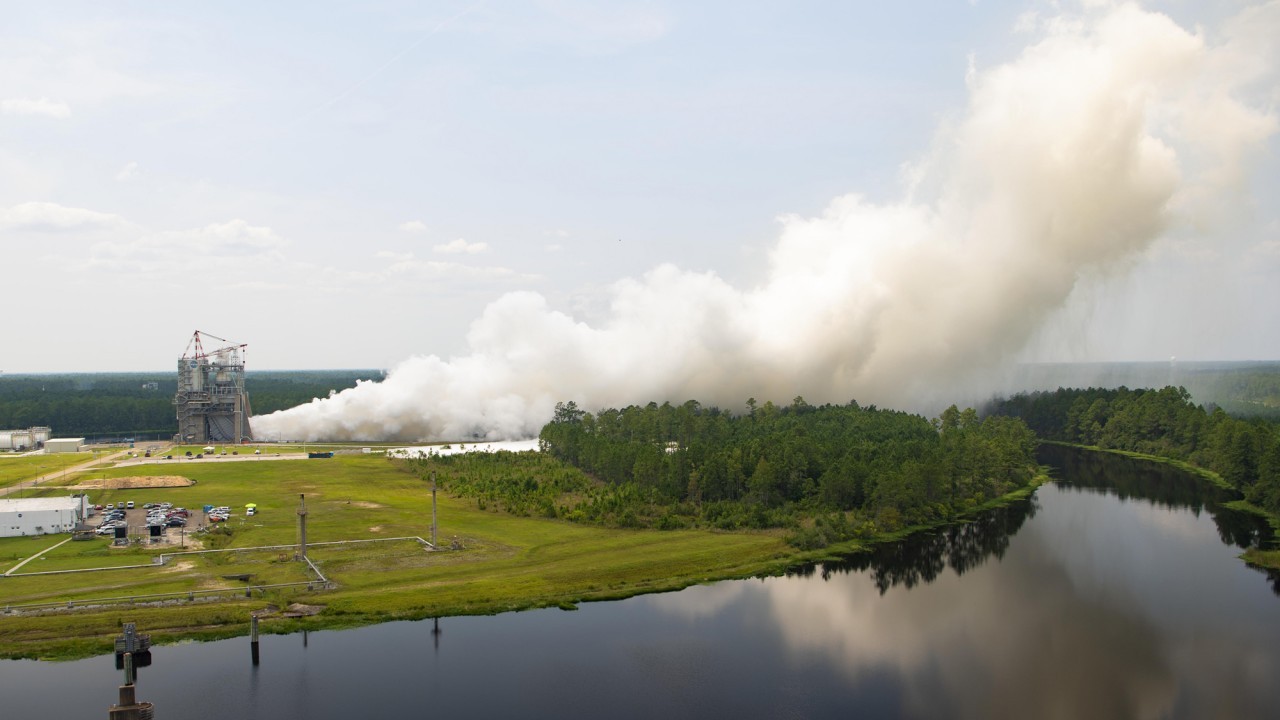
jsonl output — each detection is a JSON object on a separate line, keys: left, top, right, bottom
{"left": 92, "top": 501, "right": 203, "bottom": 545}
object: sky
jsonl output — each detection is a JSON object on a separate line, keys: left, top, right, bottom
{"left": 2, "top": 1, "right": 1278, "bottom": 439}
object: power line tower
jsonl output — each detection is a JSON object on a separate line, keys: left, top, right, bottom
{"left": 174, "top": 330, "right": 253, "bottom": 444}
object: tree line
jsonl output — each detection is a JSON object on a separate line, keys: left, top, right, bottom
{"left": 0, "top": 371, "right": 379, "bottom": 438}
{"left": 986, "top": 386, "right": 1280, "bottom": 515}
{"left": 416, "top": 398, "right": 1040, "bottom": 549}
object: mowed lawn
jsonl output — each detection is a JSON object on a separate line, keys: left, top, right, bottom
{"left": 0, "top": 452, "right": 108, "bottom": 490}
{"left": 0, "top": 454, "right": 790, "bottom": 659}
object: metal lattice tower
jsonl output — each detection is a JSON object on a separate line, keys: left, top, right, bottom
{"left": 174, "top": 330, "right": 253, "bottom": 444}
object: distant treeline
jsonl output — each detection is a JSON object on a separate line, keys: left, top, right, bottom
{"left": 0, "top": 371, "right": 380, "bottom": 438}
{"left": 1193, "top": 367, "right": 1280, "bottom": 420}
{"left": 421, "top": 399, "right": 1040, "bottom": 549}
{"left": 987, "top": 386, "right": 1280, "bottom": 515}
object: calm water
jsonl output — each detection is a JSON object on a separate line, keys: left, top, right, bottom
{"left": 4, "top": 446, "right": 1277, "bottom": 719}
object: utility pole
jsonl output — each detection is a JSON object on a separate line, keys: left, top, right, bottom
{"left": 431, "top": 472, "right": 438, "bottom": 548}
{"left": 296, "top": 493, "right": 308, "bottom": 561}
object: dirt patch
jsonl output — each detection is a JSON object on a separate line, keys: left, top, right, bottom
{"left": 349, "top": 501, "right": 384, "bottom": 509}
{"left": 70, "top": 476, "right": 195, "bottom": 490}
{"left": 283, "top": 603, "right": 325, "bottom": 617}
{"left": 168, "top": 561, "right": 196, "bottom": 572}
{"left": 368, "top": 525, "right": 384, "bottom": 533}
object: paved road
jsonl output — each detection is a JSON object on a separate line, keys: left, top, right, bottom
{"left": 112, "top": 452, "right": 311, "bottom": 469}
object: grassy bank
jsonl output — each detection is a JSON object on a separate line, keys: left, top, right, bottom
{"left": 0, "top": 455, "right": 793, "bottom": 660}
{"left": 1041, "top": 441, "right": 1236, "bottom": 491}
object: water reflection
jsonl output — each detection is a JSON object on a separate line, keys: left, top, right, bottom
{"left": 734, "top": 494, "right": 1178, "bottom": 719}
{"left": 1037, "top": 444, "right": 1274, "bottom": 550}
{"left": 803, "top": 499, "right": 1036, "bottom": 593}
{"left": 645, "top": 446, "right": 1280, "bottom": 718}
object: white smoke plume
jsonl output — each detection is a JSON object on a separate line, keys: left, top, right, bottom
{"left": 255, "top": 2, "right": 1278, "bottom": 442}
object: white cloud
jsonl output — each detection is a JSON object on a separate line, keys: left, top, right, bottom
{"left": 382, "top": 256, "right": 519, "bottom": 280}
{"left": 544, "top": 244, "right": 564, "bottom": 252}
{"left": 1013, "top": 11, "right": 1039, "bottom": 34}
{"left": 398, "top": 220, "right": 429, "bottom": 233}
{"left": 0, "top": 201, "right": 126, "bottom": 231}
{"left": 115, "top": 162, "right": 139, "bottom": 182}
{"left": 89, "top": 219, "right": 289, "bottom": 268}
{"left": 0, "top": 97, "right": 71, "bottom": 118}
{"left": 162, "top": 219, "right": 287, "bottom": 254}
{"left": 433, "top": 238, "right": 489, "bottom": 255}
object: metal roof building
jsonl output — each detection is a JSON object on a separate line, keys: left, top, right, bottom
{"left": 0, "top": 496, "right": 89, "bottom": 538}
{"left": 44, "top": 438, "right": 85, "bottom": 454}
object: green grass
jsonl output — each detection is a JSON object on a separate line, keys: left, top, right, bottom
{"left": 0, "top": 455, "right": 791, "bottom": 660}
{"left": 1241, "top": 548, "right": 1280, "bottom": 571}
{"left": 0, "top": 452, "right": 109, "bottom": 489}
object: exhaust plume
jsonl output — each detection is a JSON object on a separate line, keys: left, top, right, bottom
{"left": 256, "top": 2, "right": 1278, "bottom": 442}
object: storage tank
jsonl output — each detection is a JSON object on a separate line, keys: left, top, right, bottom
{"left": 190, "top": 359, "right": 205, "bottom": 392}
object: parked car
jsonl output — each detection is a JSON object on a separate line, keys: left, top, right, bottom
{"left": 126, "top": 501, "right": 135, "bottom": 509}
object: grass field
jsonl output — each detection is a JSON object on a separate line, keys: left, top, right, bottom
{"left": 0, "top": 454, "right": 792, "bottom": 660}
{"left": 0, "top": 451, "right": 111, "bottom": 490}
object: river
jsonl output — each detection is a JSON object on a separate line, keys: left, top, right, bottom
{"left": 3, "top": 446, "right": 1277, "bottom": 719}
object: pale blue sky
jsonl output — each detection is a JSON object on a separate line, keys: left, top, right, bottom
{"left": 2, "top": 0, "right": 1276, "bottom": 373}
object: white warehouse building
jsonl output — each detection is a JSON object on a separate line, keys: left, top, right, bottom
{"left": 44, "top": 438, "right": 85, "bottom": 454}
{"left": 0, "top": 496, "right": 90, "bottom": 538}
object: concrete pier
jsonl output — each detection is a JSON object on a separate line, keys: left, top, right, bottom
{"left": 250, "top": 615, "right": 260, "bottom": 666}
{"left": 107, "top": 652, "right": 154, "bottom": 719}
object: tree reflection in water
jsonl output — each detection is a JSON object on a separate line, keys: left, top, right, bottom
{"left": 1038, "top": 444, "right": 1275, "bottom": 550}
{"left": 793, "top": 445, "right": 1278, "bottom": 595}
{"left": 800, "top": 499, "right": 1035, "bottom": 593}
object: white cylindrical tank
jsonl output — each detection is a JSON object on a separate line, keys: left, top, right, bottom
{"left": 190, "top": 359, "right": 204, "bottom": 391}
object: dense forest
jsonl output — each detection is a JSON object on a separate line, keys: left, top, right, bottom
{"left": 418, "top": 399, "right": 1040, "bottom": 548}
{"left": 987, "top": 386, "right": 1280, "bottom": 515}
{"left": 0, "top": 371, "right": 379, "bottom": 439}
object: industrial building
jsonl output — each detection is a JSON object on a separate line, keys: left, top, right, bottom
{"left": 0, "top": 426, "right": 51, "bottom": 451}
{"left": 44, "top": 437, "right": 85, "bottom": 454}
{"left": 0, "top": 496, "right": 90, "bottom": 537}
{"left": 174, "top": 330, "right": 254, "bottom": 444}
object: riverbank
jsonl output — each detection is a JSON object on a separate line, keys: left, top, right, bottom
{"left": 0, "top": 454, "right": 1053, "bottom": 662}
